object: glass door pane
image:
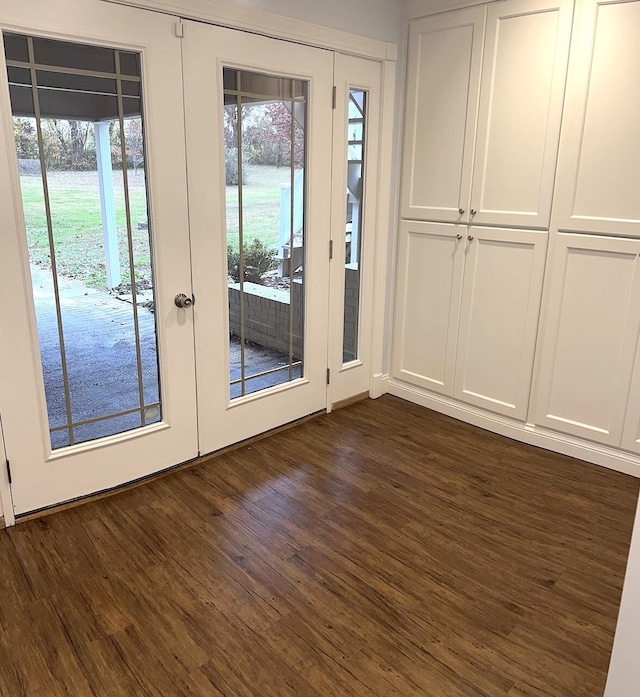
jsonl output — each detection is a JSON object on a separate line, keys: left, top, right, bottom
{"left": 343, "top": 89, "right": 367, "bottom": 364}
{"left": 224, "top": 68, "right": 307, "bottom": 399}
{"left": 4, "top": 32, "right": 161, "bottom": 449}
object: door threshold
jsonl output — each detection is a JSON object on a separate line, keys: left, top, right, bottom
{"left": 332, "top": 392, "right": 370, "bottom": 411}
{"left": 14, "top": 409, "right": 326, "bottom": 525}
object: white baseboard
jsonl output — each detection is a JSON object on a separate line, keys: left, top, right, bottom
{"left": 370, "top": 373, "right": 389, "bottom": 399}
{"left": 384, "top": 377, "right": 640, "bottom": 478}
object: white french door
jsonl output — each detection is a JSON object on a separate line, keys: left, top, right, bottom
{"left": 0, "top": 1, "right": 198, "bottom": 515}
{"left": 182, "top": 21, "right": 334, "bottom": 455}
{"left": 0, "top": 2, "right": 336, "bottom": 516}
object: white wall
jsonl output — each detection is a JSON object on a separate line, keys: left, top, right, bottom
{"left": 604, "top": 498, "right": 640, "bottom": 696}
{"left": 212, "top": 0, "right": 404, "bottom": 44}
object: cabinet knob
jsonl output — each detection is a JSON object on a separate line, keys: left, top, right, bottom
{"left": 467, "top": 235, "right": 474, "bottom": 241}
{"left": 470, "top": 209, "right": 477, "bottom": 216}
{"left": 458, "top": 208, "right": 465, "bottom": 215}
{"left": 456, "top": 234, "right": 462, "bottom": 240}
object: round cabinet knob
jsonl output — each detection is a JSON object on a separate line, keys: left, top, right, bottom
{"left": 467, "top": 235, "right": 474, "bottom": 241}
{"left": 470, "top": 209, "right": 477, "bottom": 216}
{"left": 456, "top": 233, "right": 462, "bottom": 240}
{"left": 175, "top": 293, "right": 193, "bottom": 309}
{"left": 458, "top": 208, "right": 465, "bottom": 215}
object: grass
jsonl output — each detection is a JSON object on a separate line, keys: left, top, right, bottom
{"left": 225, "top": 164, "right": 290, "bottom": 252}
{"left": 20, "top": 165, "right": 288, "bottom": 290}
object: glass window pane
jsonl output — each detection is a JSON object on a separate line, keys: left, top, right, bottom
{"left": 3, "top": 32, "right": 29, "bottom": 62}
{"left": 32, "top": 36, "right": 116, "bottom": 74}
{"left": 4, "top": 32, "right": 162, "bottom": 450}
{"left": 118, "top": 52, "right": 141, "bottom": 78}
{"left": 343, "top": 90, "right": 367, "bottom": 364}
{"left": 224, "top": 68, "right": 307, "bottom": 399}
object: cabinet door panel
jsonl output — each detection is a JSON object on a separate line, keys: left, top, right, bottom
{"left": 535, "top": 234, "right": 640, "bottom": 444}
{"left": 622, "top": 350, "right": 640, "bottom": 454}
{"left": 470, "top": 0, "right": 572, "bottom": 229}
{"left": 392, "top": 221, "right": 464, "bottom": 394}
{"left": 454, "top": 228, "right": 547, "bottom": 419}
{"left": 555, "top": 0, "right": 640, "bottom": 235}
{"left": 401, "top": 7, "right": 485, "bottom": 223}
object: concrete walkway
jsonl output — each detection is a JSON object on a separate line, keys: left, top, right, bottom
{"left": 31, "top": 265, "right": 160, "bottom": 448}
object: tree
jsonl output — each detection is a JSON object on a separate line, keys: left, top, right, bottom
{"left": 123, "top": 119, "right": 145, "bottom": 175}
{"left": 45, "top": 119, "right": 93, "bottom": 169}
{"left": 264, "top": 103, "right": 304, "bottom": 168}
{"left": 224, "top": 102, "right": 304, "bottom": 168}
{"left": 13, "top": 118, "right": 38, "bottom": 159}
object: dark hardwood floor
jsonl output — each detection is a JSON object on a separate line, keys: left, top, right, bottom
{"left": 1, "top": 395, "right": 638, "bottom": 696}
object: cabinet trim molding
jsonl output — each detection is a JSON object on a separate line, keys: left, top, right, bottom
{"left": 405, "top": 0, "right": 501, "bottom": 20}
{"left": 385, "top": 377, "right": 640, "bottom": 478}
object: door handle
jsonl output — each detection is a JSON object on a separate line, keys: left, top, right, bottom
{"left": 175, "top": 293, "right": 194, "bottom": 308}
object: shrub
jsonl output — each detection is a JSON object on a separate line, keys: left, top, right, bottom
{"left": 228, "top": 239, "right": 276, "bottom": 283}
{"left": 225, "top": 148, "right": 247, "bottom": 186}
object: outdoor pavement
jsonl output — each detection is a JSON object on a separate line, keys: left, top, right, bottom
{"left": 30, "top": 265, "right": 294, "bottom": 448}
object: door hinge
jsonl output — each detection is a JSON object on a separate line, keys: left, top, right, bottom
{"left": 327, "top": 368, "right": 331, "bottom": 385}
{"left": 329, "top": 239, "right": 334, "bottom": 260}
{"left": 174, "top": 21, "right": 185, "bottom": 38}
{"left": 332, "top": 86, "right": 337, "bottom": 109}
{"left": 5, "top": 459, "right": 11, "bottom": 485}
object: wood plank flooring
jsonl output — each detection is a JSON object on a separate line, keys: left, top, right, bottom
{"left": 0, "top": 395, "right": 638, "bottom": 696}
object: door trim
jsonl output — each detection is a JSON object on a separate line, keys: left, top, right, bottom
{"left": 101, "top": 0, "right": 397, "bottom": 61}
{"left": 0, "top": 417, "right": 14, "bottom": 527}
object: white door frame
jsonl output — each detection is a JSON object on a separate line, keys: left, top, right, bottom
{"left": 101, "top": 0, "right": 398, "bottom": 62}
{"left": 0, "top": 416, "right": 14, "bottom": 527}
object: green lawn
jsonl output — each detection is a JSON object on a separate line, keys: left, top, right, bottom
{"left": 225, "top": 164, "right": 289, "bottom": 252}
{"left": 20, "top": 165, "right": 288, "bottom": 290}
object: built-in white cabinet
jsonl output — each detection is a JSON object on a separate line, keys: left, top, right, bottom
{"left": 622, "top": 352, "right": 640, "bottom": 455}
{"left": 392, "top": 221, "right": 547, "bottom": 419}
{"left": 401, "top": 0, "right": 572, "bottom": 229}
{"left": 534, "top": 234, "right": 640, "bottom": 446}
{"left": 554, "top": 0, "right": 640, "bottom": 237}
{"left": 393, "top": 0, "right": 640, "bottom": 474}
{"left": 392, "top": 221, "right": 465, "bottom": 395}
{"left": 453, "top": 228, "right": 547, "bottom": 419}
{"left": 400, "top": 7, "right": 484, "bottom": 224}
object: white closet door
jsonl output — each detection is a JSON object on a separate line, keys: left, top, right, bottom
{"left": 469, "top": 0, "right": 572, "bottom": 229}
{"left": 554, "top": 0, "right": 640, "bottom": 236}
{"left": 400, "top": 6, "right": 485, "bottom": 223}
{"left": 534, "top": 234, "right": 640, "bottom": 445}
{"left": 391, "top": 220, "right": 465, "bottom": 394}
{"left": 454, "top": 227, "right": 547, "bottom": 419}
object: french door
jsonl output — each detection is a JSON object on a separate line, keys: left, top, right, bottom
{"left": 0, "top": 1, "right": 334, "bottom": 515}
{"left": 182, "top": 21, "right": 333, "bottom": 455}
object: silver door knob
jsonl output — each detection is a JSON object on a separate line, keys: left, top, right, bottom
{"left": 470, "top": 209, "right": 477, "bottom": 215}
{"left": 458, "top": 208, "right": 465, "bottom": 215}
{"left": 174, "top": 293, "right": 193, "bottom": 308}
{"left": 467, "top": 235, "right": 474, "bottom": 241}
{"left": 456, "top": 234, "right": 462, "bottom": 240}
